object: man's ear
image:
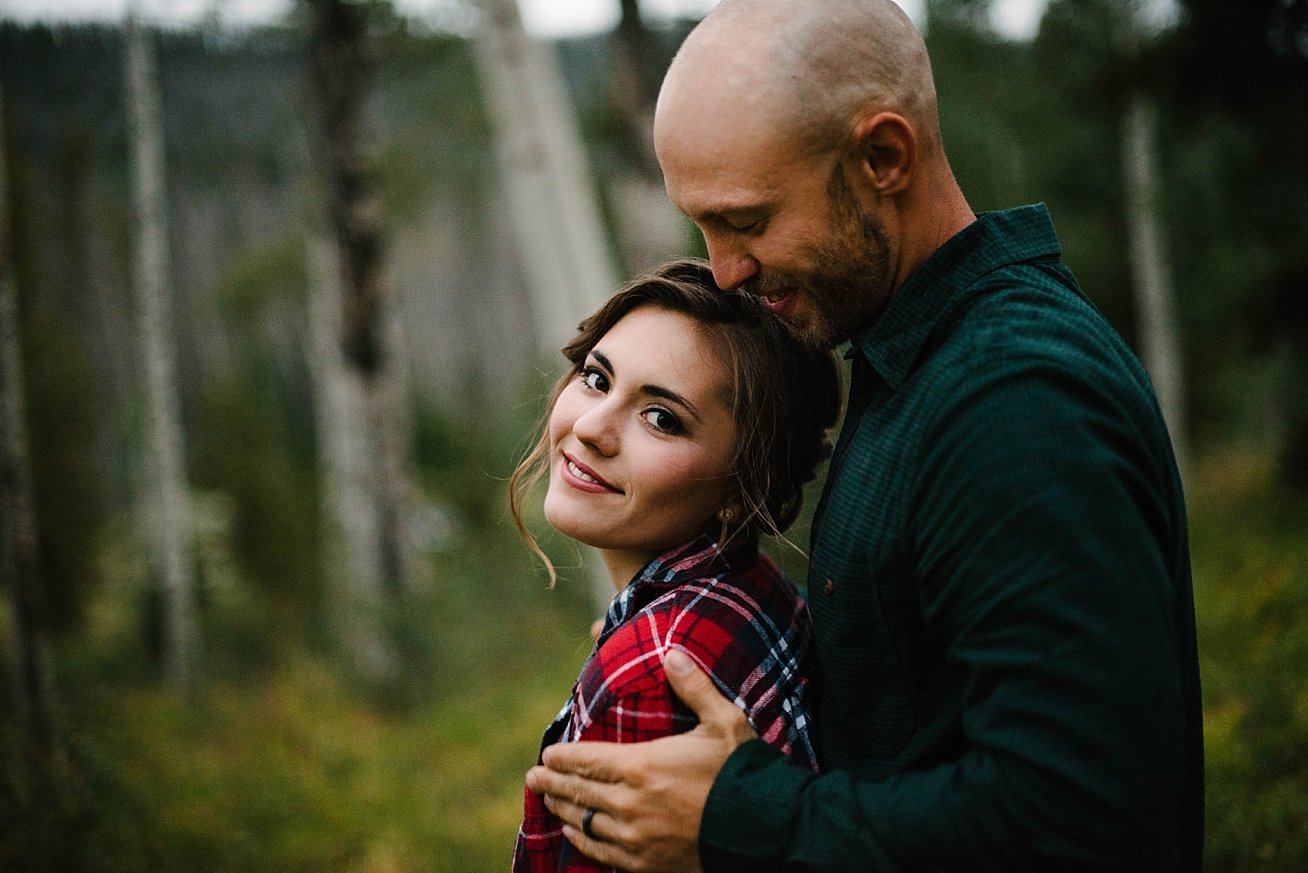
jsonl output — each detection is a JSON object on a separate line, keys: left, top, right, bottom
{"left": 851, "top": 112, "right": 917, "bottom": 196}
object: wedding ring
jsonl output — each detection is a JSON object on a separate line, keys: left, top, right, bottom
{"left": 582, "top": 807, "right": 599, "bottom": 841}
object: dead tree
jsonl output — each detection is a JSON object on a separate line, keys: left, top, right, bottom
{"left": 608, "top": 0, "right": 688, "bottom": 276}
{"left": 0, "top": 85, "right": 55, "bottom": 751}
{"left": 473, "top": 0, "right": 618, "bottom": 352}
{"left": 1122, "top": 3, "right": 1187, "bottom": 477}
{"left": 305, "top": 0, "right": 421, "bottom": 683}
{"left": 613, "top": 0, "right": 659, "bottom": 174}
{"left": 125, "top": 15, "right": 196, "bottom": 695}
{"left": 473, "top": 0, "right": 623, "bottom": 609}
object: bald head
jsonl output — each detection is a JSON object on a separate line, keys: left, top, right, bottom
{"left": 654, "top": 0, "right": 972, "bottom": 326}
{"left": 657, "top": 0, "right": 941, "bottom": 160}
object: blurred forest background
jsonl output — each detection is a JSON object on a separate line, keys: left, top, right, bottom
{"left": 1, "top": 0, "right": 1306, "bottom": 870}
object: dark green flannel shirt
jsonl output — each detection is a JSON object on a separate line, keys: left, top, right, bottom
{"left": 700, "top": 205, "right": 1203, "bottom": 872}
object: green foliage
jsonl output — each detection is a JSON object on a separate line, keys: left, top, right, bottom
{"left": 412, "top": 401, "right": 517, "bottom": 529}
{"left": 928, "top": 1, "right": 1136, "bottom": 341}
{"left": 3, "top": 95, "right": 106, "bottom": 637}
{"left": 371, "top": 33, "right": 494, "bottom": 227}
{"left": 191, "top": 378, "right": 321, "bottom": 645}
{"left": 0, "top": 382, "right": 597, "bottom": 869}
{"left": 0, "top": 650, "right": 587, "bottom": 873}
{"left": 1159, "top": 0, "right": 1308, "bottom": 474}
{"left": 187, "top": 234, "right": 322, "bottom": 665}
{"left": 1190, "top": 454, "right": 1308, "bottom": 870}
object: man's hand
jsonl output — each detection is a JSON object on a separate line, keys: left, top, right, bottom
{"left": 525, "top": 648, "right": 758, "bottom": 873}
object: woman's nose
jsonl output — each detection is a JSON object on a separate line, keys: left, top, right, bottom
{"left": 572, "top": 401, "right": 619, "bottom": 456}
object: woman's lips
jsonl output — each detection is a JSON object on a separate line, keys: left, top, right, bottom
{"left": 561, "top": 453, "right": 621, "bottom": 493}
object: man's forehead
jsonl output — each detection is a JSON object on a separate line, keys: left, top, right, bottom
{"left": 657, "top": 121, "right": 796, "bottom": 213}
{"left": 655, "top": 62, "right": 796, "bottom": 175}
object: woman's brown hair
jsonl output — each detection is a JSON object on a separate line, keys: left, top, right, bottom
{"left": 509, "top": 259, "right": 842, "bottom": 582}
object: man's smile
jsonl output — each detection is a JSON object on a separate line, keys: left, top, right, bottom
{"left": 761, "top": 288, "right": 802, "bottom": 320}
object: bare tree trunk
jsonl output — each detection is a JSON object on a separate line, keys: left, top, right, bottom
{"left": 473, "top": 0, "right": 618, "bottom": 352}
{"left": 607, "top": 0, "right": 689, "bottom": 275}
{"left": 306, "top": 234, "right": 413, "bottom": 682}
{"left": 474, "top": 0, "right": 622, "bottom": 611}
{"left": 125, "top": 15, "right": 196, "bottom": 695}
{"left": 305, "top": 0, "right": 421, "bottom": 683}
{"left": 614, "top": 0, "right": 658, "bottom": 175}
{"left": 0, "top": 86, "right": 55, "bottom": 751}
{"left": 1123, "top": 92, "right": 1188, "bottom": 476}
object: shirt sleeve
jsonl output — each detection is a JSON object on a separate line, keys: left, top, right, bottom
{"left": 516, "top": 683, "right": 683, "bottom": 873}
{"left": 700, "top": 360, "right": 1192, "bottom": 872}
{"left": 528, "top": 607, "right": 702, "bottom": 873}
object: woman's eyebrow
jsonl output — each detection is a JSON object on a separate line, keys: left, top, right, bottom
{"left": 642, "top": 384, "right": 703, "bottom": 423}
{"left": 592, "top": 347, "right": 703, "bottom": 423}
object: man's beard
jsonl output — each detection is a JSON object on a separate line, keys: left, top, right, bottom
{"left": 744, "top": 166, "right": 893, "bottom": 348}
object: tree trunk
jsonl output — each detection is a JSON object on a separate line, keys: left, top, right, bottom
{"left": 1123, "top": 92, "right": 1188, "bottom": 476}
{"left": 608, "top": 0, "right": 689, "bottom": 275}
{"left": 614, "top": 0, "right": 658, "bottom": 175}
{"left": 305, "top": 0, "right": 421, "bottom": 683}
{"left": 0, "top": 85, "right": 55, "bottom": 751}
{"left": 473, "top": 0, "right": 623, "bottom": 610}
{"left": 473, "top": 0, "right": 618, "bottom": 352}
{"left": 125, "top": 16, "right": 196, "bottom": 695}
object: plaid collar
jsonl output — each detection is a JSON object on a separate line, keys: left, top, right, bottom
{"left": 538, "top": 534, "right": 764, "bottom": 753}
{"left": 598, "top": 534, "right": 760, "bottom": 643}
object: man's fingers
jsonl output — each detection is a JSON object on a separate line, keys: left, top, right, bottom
{"left": 542, "top": 793, "right": 587, "bottom": 829}
{"left": 560, "top": 822, "right": 644, "bottom": 872}
{"left": 527, "top": 763, "right": 617, "bottom": 810}
{"left": 539, "top": 739, "right": 632, "bottom": 783}
{"left": 546, "top": 794, "right": 648, "bottom": 870}
{"left": 663, "top": 649, "right": 756, "bottom": 742}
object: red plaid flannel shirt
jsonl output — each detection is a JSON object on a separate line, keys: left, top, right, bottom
{"left": 513, "top": 534, "right": 818, "bottom": 873}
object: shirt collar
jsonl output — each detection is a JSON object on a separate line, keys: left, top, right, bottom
{"left": 631, "top": 533, "right": 758, "bottom": 590}
{"left": 600, "top": 534, "right": 759, "bottom": 636}
{"left": 849, "top": 203, "right": 1063, "bottom": 389}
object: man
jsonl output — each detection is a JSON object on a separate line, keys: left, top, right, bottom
{"left": 526, "top": 0, "right": 1204, "bottom": 870}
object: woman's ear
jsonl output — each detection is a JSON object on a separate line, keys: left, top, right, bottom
{"left": 851, "top": 111, "right": 917, "bottom": 196}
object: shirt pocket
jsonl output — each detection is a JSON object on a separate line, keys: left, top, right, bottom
{"left": 808, "top": 549, "right": 919, "bottom": 773}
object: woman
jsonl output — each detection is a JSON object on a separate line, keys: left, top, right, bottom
{"left": 510, "top": 260, "right": 841, "bottom": 873}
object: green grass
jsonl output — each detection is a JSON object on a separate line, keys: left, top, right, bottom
{"left": 1190, "top": 452, "right": 1308, "bottom": 871}
{"left": 81, "top": 651, "right": 584, "bottom": 873}
{"left": 3, "top": 618, "right": 591, "bottom": 873}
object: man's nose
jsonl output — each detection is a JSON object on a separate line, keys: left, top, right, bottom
{"left": 702, "top": 232, "right": 760, "bottom": 291}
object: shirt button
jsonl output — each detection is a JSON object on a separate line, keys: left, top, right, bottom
{"left": 823, "top": 577, "right": 835, "bottom": 595}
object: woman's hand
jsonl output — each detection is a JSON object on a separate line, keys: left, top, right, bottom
{"left": 525, "top": 649, "right": 758, "bottom": 873}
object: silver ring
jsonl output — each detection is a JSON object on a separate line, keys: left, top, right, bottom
{"left": 582, "top": 807, "right": 599, "bottom": 841}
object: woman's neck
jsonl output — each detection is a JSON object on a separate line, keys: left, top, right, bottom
{"left": 600, "top": 549, "right": 657, "bottom": 591}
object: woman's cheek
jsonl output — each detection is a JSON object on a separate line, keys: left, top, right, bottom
{"left": 548, "top": 389, "right": 582, "bottom": 445}
{"left": 644, "top": 446, "right": 719, "bottom": 496}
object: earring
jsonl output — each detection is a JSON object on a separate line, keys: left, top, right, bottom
{"left": 717, "top": 507, "right": 735, "bottom": 524}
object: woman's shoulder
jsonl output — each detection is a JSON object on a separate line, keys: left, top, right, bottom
{"left": 590, "top": 554, "right": 811, "bottom": 702}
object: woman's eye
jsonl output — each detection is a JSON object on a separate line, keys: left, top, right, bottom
{"left": 581, "top": 368, "right": 608, "bottom": 392}
{"left": 642, "top": 408, "right": 683, "bottom": 434}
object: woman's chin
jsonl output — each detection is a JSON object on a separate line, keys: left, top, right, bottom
{"left": 542, "top": 499, "right": 598, "bottom": 548}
